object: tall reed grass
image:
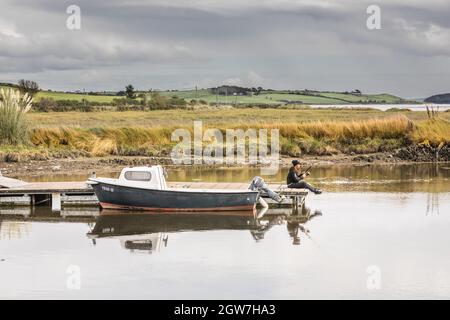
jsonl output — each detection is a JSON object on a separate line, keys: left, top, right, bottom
{"left": 0, "top": 88, "right": 32, "bottom": 145}
{"left": 27, "top": 116, "right": 443, "bottom": 157}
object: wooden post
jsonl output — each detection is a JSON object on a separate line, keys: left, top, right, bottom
{"left": 300, "top": 195, "right": 305, "bottom": 210}
{"left": 292, "top": 195, "right": 299, "bottom": 215}
{"left": 51, "top": 193, "right": 61, "bottom": 212}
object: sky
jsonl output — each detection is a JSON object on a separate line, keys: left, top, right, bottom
{"left": 0, "top": 0, "right": 449, "bottom": 98}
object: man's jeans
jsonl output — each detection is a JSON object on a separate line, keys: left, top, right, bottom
{"left": 288, "top": 181, "right": 317, "bottom": 192}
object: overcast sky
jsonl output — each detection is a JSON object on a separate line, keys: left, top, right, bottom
{"left": 1, "top": 0, "right": 449, "bottom": 97}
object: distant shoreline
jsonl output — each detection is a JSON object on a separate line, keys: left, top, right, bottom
{"left": 309, "top": 103, "right": 450, "bottom": 111}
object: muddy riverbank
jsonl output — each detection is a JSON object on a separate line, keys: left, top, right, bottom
{"left": 1, "top": 147, "right": 449, "bottom": 178}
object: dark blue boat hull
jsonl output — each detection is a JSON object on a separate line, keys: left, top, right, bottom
{"left": 89, "top": 213, "right": 259, "bottom": 238}
{"left": 92, "top": 182, "right": 258, "bottom": 212}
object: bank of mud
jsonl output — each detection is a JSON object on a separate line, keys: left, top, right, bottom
{"left": 1, "top": 144, "right": 449, "bottom": 178}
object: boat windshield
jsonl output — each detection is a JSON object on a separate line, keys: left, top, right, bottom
{"left": 124, "top": 171, "right": 152, "bottom": 182}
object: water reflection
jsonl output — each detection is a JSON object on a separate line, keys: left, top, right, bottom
{"left": 86, "top": 206, "right": 323, "bottom": 253}
{"left": 1, "top": 190, "right": 450, "bottom": 299}
{"left": 0, "top": 220, "right": 30, "bottom": 240}
{"left": 252, "top": 206, "right": 322, "bottom": 246}
{"left": 426, "top": 193, "right": 441, "bottom": 216}
{"left": 88, "top": 211, "right": 258, "bottom": 253}
{"left": 0, "top": 205, "right": 325, "bottom": 253}
{"left": 286, "top": 207, "right": 322, "bottom": 246}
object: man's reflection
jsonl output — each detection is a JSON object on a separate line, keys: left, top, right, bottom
{"left": 252, "top": 206, "right": 322, "bottom": 245}
{"left": 287, "top": 206, "right": 322, "bottom": 246}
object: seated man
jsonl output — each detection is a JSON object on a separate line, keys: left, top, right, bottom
{"left": 287, "top": 160, "right": 322, "bottom": 194}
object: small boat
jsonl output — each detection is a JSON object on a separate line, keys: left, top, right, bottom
{"left": 87, "top": 166, "right": 259, "bottom": 212}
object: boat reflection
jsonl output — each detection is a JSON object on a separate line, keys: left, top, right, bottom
{"left": 87, "top": 206, "right": 322, "bottom": 252}
{"left": 87, "top": 210, "right": 258, "bottom": 253}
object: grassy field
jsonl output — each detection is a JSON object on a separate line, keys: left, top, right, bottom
{"left": 19, "top": 116, "right": 449, "bottom": 158}
{"left": 158, "top": 90, "right": 407, "bottom": 105}
{"left": 0, "top": 108, "right": 445, "bottom": 160}
{"left": 1, "top": 84, "right": 408, "bottom": 105}
{"left": 35, "top": 91, "right": 117, "bottom": 103}
{"left": 0, "top": 85, "right": 117, "bottom": 103}
{"left": 26, "top": 108, "right": 449, "bottom": 128}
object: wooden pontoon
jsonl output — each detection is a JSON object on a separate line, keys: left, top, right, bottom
{"left": 0, "top": 174, "right": 308, "bottom": 214}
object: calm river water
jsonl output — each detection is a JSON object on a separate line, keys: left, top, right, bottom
{"left": 1, "top": 163, "right": 449, "bottom": 299}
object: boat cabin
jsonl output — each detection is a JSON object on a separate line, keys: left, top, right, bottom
{"left": 89, "top": 166, "right": 168, "bottom": 190}
{"left": 117, "top": 166, "right": 167, "bottom": 190}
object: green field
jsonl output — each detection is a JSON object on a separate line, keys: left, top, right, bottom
{"left": 0, "top": 85, "right": 116, "bottom": 103}
{"left": 157, "top": 90, "right": 407, "bottom": 105}
{"left": 1, "top": 83, "right": 409, "bottom": 105}
{"left": 36, "top": 91, "right": 117, "bottom": 103}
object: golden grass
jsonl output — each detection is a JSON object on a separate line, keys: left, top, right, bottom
{"left": 0, "top": 105, "right": 445, "bottom": 159}
{"left": 256, "top": 116, "right": 414, "bottom": 140}
{"left": 26, "top": 108, "right": 450, "bottom": 128}
{"left": 412, "top": 118, "right": 450, "bottom": 145}
{"left": 29, "top": 126, "right": 178, "bottom": 156}
{"left": 24, "top": 115, "right": 448, "bottom": 157}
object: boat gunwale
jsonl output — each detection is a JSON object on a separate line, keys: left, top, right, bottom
{"left": 89, "top": 178, "right": 259, "bottom": 195}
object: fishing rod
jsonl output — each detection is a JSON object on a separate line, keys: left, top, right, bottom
{"left": 301, "top": 165, "right": 313, "bottom": 176}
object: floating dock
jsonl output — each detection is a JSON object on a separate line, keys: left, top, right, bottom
{"left": 0, "top": 176, "right": 308, "bottom": 214}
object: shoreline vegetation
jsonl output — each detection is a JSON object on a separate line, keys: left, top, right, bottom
{"left": 0, "top": 111, "right": 449, "bottom": 163}
{"left": 0, "top": 85, "right": 449, "bottom": 173}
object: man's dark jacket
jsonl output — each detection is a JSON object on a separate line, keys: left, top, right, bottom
{"left": 287, "top": 168, "right": 304, "bottom": 185}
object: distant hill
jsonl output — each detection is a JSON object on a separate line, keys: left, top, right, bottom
{"left": 424, "top": 93, "right": 450, "bottom": 104}
{"left": 1, "top": 81, "right": 413, "bottom": 105}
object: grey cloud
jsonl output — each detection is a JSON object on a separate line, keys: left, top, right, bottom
{"left": 1, "top": 0, "right": 449, "bottom": 97}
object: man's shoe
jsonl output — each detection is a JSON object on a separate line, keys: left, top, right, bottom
{"left": 313, "top": 189, "right": 322, "bottom": 194}
{"left": 278, "top": 195, "right": 287, "bottom": 203}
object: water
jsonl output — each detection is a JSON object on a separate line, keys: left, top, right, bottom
{"left": 311, "top": 104, "right": 450, "bottom": 112}
{"left": 1, "top": 164, "right": 450, "bottom": 299}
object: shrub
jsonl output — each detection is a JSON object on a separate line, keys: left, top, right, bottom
{"left": 0, "top": 88, "right": 33, "bottom": 145}
{"left": 386, "top": 107, "right": 411, "bottom": 112}
{"left": 18, "top": 79, "right": 39, "bottom": 98}
{"left": 125, "top": 84, "right": 136, "bottom": 99}
{"left": 34, "top": 98, "right": 97, "bottom": 112}
{"left": 34, "top": 98, "right": 58, "bottom": 112}
{"left": 112, "top": 98, "right": 141, "bottom": 111}
{"left": 78, "top": 100, "right": 94, "bottom": 112}
{"left": 148, "top": 92, "right": 168, "bottom": 110}
{"left": 167, "top": 96, "right": 187, "bottom": 107}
